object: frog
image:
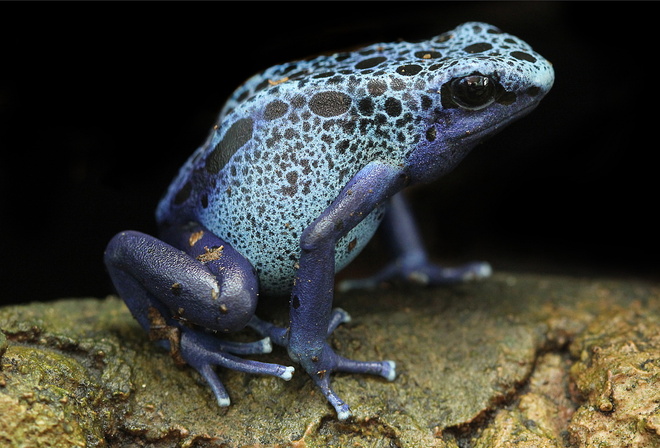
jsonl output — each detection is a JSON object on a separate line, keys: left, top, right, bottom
{"left": 104, "top": 21, "right": 554, "bottom": 420}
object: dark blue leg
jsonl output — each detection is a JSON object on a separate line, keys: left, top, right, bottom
{"left": 338, "top": 192, "right": 491, "bottom": 292}
{"left": 248, "top": 307, "right": 351, "bottom": 348}
{"left": 252, "top": 161, "right": 407, "bottom": 420}
{"left": 104, "top": 224, "right": 294, "bottom": 407}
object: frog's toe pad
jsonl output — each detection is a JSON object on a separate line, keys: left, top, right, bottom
{"left": 462, "top": 261, "right": 492, "bottom": 281}
{"left": 217, "top": 396, "right": 231, "bottom": 407}
{"left": 281, "top": 366, "right": 295, "bottom": 381}
{"left": 337, "top": 405, "right": 352, "bottom": 421}
{"left": 382, "top": 360, "right": 397, "bottom": 381}
{"left": 410, "top": 260, "right": 493, "bottom": 285}
{"left": 332, "top": 307, "right": 352, "bottom": 324}
{"left": 256, "top": 337, "right": 273, "bottom": 354}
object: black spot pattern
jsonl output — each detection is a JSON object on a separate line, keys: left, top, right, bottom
{"left": 206, "top": 118, "right": 253, "bottom": 174}
{"left": 464, "top": 42, "right": 493, "bottom": 53}
{"left": 355, "top": 57, "right": 387, "bottom": 69}
{"left": 511, "top": 51, "right": 537, "bottom": 63}
{"left": 309, "top": 91, "right": 352, "bottom": 117}
{"left": 385, "top": 97, "right": 402, "bottom": 117}
{"left": 264, "top": 100, "right": 288, "bottom": 120}
{"left": 173, "top": 181, "right": 192, "bottom": 205}
{"left": 396, "top": 64, "right": 423, "bottom": 76}
{"left": 414, "top": 51, "right": 442, "bottom": 59}
{"left": 367, "top": 80, "right": 387, "bottom": 96}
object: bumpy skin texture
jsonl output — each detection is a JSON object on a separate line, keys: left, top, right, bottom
{"left": 105, "top": 22, "right": 554, "bottom": 420}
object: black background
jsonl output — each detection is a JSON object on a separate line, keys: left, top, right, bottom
{"left": 1, "top": 3, "right": 658, "bottom": 305}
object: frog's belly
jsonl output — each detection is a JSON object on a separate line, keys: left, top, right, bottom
{"left": 200, "top": 192, "right": 386, "bottom": 297}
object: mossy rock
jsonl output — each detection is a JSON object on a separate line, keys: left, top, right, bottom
{"left": 1, "top": 273, "right": 659, "bottom": 447}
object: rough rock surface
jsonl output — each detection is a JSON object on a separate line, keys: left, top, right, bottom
{"left": 1, "top": 273, "right": 659, "bottom": 447}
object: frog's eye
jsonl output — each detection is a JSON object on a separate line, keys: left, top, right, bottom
{"left": 447, "top": 75, "right": 497, "bottom": 110}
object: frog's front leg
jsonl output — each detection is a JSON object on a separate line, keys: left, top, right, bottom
{"left": 338, "top": 192, "right": 492, "bottom": 292}
{"left": 104, "top": 223, "right": 294, "bottom": 407}
{"left": 251, "top": 161, "right": 407, "bottom": 420}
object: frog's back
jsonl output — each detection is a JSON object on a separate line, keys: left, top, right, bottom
{"left": 157, "top": 22, "right": 553, "bottom": 295}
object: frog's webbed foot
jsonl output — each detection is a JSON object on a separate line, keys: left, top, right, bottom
{"left": 249, "top": 308, "right": 396, "bottom": 420}
{"left": 177, "top": 328, "right": 294, "bottom": 407}
{"left": 338, "top": 258, "right": 492, "bottom": 292}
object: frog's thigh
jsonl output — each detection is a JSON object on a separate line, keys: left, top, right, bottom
{"left": 104, "top": 228, "right": 257, "bottom": 334}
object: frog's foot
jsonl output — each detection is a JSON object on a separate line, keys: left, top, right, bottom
{"left": 338, "top": 258, "right": 492, "bottom": 292}
{"left": 178, "top": 329, "right": 294, "bottom": 407}
{"left": 249, "top": 309, "right": 396, "bottom": 420}
{"left": 296, "top": 343, "right": 396, "bottom": 420}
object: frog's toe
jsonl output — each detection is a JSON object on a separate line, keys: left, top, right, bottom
{"left": 327, "top": 307, "right": 351, "bottom": 335}
{"left": 318, "top": 379, "right": 352, "bottom": 421}
{"left": 337, "top": 264, "right": 399, "bottom": 292}
{"left": 247, "top": 315, "right": 289, "bottom": 346}
{"left": 460, "top": 261, "right": 492, "bottom": 281}
{"left": 304, "top": 349, "right": 395, "bottom": 419}
{"left": 418, "top": 260, "right": 492, "bottom": 284}
{"left": 382, "top": 360, "right": 397, "bottom": 381}
{"left": 181, "top": 330, "right": 294, "bottom": 380}
{"left": 336, "top": 355, "right": 397, "bottom": 381}
{"left": 338, "top": 259, "right": 492, "bottom": 291}
{"left": 216, "top": 337, "right": 273, "bottom": 355}
{"left": 196, "top": 363, "right": 232, "bottom": 407}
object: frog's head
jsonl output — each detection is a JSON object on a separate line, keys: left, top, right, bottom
{"left": 407, "top": 22, "right": 554, "bottom": 183}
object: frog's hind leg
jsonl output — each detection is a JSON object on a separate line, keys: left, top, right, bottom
{"left": 104, "top": 226, "right": 294, "bottom": 407}
{"left": 338, "top": 192, "right": 491, "bottom": 292}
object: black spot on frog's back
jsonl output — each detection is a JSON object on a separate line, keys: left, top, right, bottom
{"left": 395, "top": 64, "right": 423, "bottom": 76}
{"left": 309, "top": 91, "right": 352, "bottom": 117}
{"left": 264, "top": 100, "right": 289, "bottom": 121}
{"left": 173, "top": 181, "right": 193, "bottom": 205}
{"left": 206, "top": 118, "right": 254, "bottom": 174}
{"left": 510, "top": 51, "right": 537, "bottom": 63}
{"left": 355, "top": 56, "right": 387, "bottom": 70}
{"left": 385, "top": 97, "right": 402, "bottom": 117}
{"left": 464, "top": 42, "right": 493, "bottom": 54}
{"left": 367, "top": 80, "right": 387, "bottom": 96}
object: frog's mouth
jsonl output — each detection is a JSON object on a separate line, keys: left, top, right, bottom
{"left": 459, "top": 101, "right": 540, "bottom": 144}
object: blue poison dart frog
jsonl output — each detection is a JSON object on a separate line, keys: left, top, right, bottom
{"left": 105, "top": 22, "right": 553, "bottom": 420}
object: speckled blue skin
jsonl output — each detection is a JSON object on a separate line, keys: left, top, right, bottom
{"left": 105, "top": 22, "right": 554, "bottom": 420}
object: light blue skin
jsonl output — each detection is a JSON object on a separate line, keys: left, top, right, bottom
{"left": 105, "top": 22, "right": 554, "bottom": 420}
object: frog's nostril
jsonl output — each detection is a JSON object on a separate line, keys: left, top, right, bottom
{"left": 535, "top": 63, "right": 555, "bottom": 92}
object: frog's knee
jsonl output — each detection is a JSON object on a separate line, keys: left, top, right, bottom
{"left": 179, "top": 262, "right": 258, "bottom": 334}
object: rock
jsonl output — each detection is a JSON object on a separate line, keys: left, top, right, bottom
{"left": 568, "top": 302, "right": 660, "bottom": 447}
{"left": 1, "top": 273, "right": 659, "bottom": 447}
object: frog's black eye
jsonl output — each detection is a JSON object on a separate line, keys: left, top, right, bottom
{"left": 445, "top": 74, "right": 497, "bottom": 110}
